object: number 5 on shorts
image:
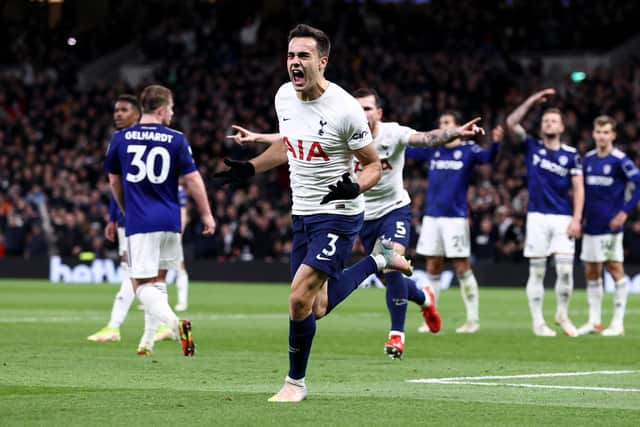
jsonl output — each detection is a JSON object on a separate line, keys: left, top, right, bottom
{"left": 395, "top": 221, "right": 407, "bottom": 239}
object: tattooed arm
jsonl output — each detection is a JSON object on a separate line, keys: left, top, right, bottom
{"left": 506, "top": 88, "right": 555, "bottom": 143}
{"left": 408, "top": 117, "right": 484, "bottom": 148}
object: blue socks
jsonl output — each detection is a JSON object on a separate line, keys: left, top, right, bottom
{"left": 288, "top": 257, "right": 377, "bottom": 379}
{"left": 385, "top": 271, "right": 408, "bottom": 332}
{"left": 288, "top": 313, "right": 316, "bottom": 380}
{"left": 405, "top": 277, "right": 426, "bottom": 305}
{"left": 326, "top": 256, "right": 377, "bottom": 315}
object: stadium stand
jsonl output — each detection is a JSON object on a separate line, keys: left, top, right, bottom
{"left": 2, "top": 0, "right": 640, "bottom": 264}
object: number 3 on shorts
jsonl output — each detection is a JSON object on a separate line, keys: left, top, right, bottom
{"left": 321, "top": 233, "right": 339, "bottom": 257}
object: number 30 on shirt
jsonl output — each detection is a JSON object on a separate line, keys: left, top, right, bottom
{"left": 126, "top": 145, "right": 171, "bottom": 184}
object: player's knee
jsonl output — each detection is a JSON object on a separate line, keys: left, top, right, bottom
{"left": 426, "top": 257, "right": 444, "bottom": 275}
{"left": 584, "top": 262, "right": 602, "bottom": 281}
{"left": 289, "top": 293, "right": 312, "bottom": 315}
{"left": 528, "top": 258, "right": 546, "bottom": 282}
{"left": 554, "top": 254, "right": 573, "bottom": 285}
{"left": 605, "top": 262, "right": 625, "bottom": 281}
{"left": 391, "top": 242, "right": 406, "bottom": 256}
{"left": 452, "top": 258, "right": 470, "bottom": 275}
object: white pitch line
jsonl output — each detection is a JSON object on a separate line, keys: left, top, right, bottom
{"left": 418, "top": 380, "right": 640, "bottom": 393}
{"left": 408, "top": 370, "right": 637, "bottom": 383}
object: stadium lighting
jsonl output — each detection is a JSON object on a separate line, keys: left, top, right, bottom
{"left": 571, "top": 71, "right": 586, "bottom": 82}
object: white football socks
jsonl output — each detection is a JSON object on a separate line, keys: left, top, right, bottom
{"left": 139, "top": 309, "right": 162, "bottom": 350}
{"left": 136, "top": 282, "right": 179, "bottom": 337}
{"left": 176, "top": 268, "right": 189, "bottom": 307}
{"left": 107, "top": 263, "right": 135, "bottom": 328}
{"left": 554, "top": 255, "right": 574, "bottom": 321}
{"left": 458, "top": 270, "right": 479, "bottom": 322}
{"left": 611, "top": 277, "right": 629, "bottom": 327}
{"left": 526, "top": 258, "right": 546, "bottom": 326}
{"left": 586, "top": 279, "right": 603, "bottom": 325}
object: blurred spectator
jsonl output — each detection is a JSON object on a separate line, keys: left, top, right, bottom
{"left": 494, "top": 207, "right": 526, "bottom": 262}
{"left": 25, "top": 222, "right": 48, "bottom": 258}
{"left": 471, "top": 215, "right": 497, "bottom": 260}
{"left": 4, "top": 212, "right": 26, "bottom": 256}
{"left": 2, "top": 1, "right": 640, "bottom": 263}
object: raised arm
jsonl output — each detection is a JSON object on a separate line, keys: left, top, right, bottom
{"left": 506, "top": 88, "right": 556, "bottom": 142}
{"left": 214, "top": 139, "right": 289, "bottom": 185}
{"left": 249, "top": 139, "right": 289, "bottom": 173}
{"left": 408, "top": 117, "right": 484, "bottom": 148}
{"left": 226, "top": 125, "right": 282, "bottom": 146}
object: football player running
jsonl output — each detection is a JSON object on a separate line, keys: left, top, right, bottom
{"left": 215, "top": 25, "right": 414, "bottom": 402}
{"left": 352, "top": 88, "right": 484, "bottom": 356}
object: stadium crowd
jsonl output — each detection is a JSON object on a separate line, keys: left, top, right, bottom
{"left": 2, "top": 0, "right": 640, "bottom": 263}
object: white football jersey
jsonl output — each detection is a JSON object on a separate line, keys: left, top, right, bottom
{"left": 275, "top": 82, "right": 373, "bottom": 216}
{"left": 354, "top": 121, "right": 415, "bottom": 220}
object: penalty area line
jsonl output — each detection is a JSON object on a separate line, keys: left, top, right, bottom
{"left": 410, "top": 380, "right": 640, "bottom": 393}
{"left": 407, "top": 370, "right": 640, "bottom": 393}
{"left": 408, "top": 370, "right": 637, "bottom": 383}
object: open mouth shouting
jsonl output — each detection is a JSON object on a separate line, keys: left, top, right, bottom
{"left": 291, "top": 69, "right": 305, "bottom": 88}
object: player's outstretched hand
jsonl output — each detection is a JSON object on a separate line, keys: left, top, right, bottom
{"left": 320, "top": 172, "right": 361, "bottom": 205}
{"left": 201, "top": 215, "right": 216, "bottom": 236}
{"left": 492, "top": 125, "right": 505, "bottom": 143}
{"left": 528, "top": 88, "right": 556, "bottom": 104}
{"left": 567, "top": 219, "right": 581, "bottom": 239}
{"left": 225, "top": 125, "right": 259, "bottom": 145}
{"left": 609, "top": 211, "right": 628, "bottom": 231}
{"left": 457, "top": 117, "right": 485, "bottom": 140}
{"left": 104, "top": 221, "right": 116, "bottom": 242}
{"left": 213, "top": 158, "right": 255, "bottom": 185}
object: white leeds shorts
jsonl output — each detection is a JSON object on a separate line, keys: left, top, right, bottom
{"left": 524, "top": 212, "right": 574, "bottom": 258}
{"left": 117, "top": 227, "right": 127, "bottom": 257}
{"left": 127, "top": 231, "right": 183, "bottom": 279}
{"left": 416, "top": 216, "right": 470, "bottom": 258}
{"left": 580, "top": 233, "right": 623, "bottom": 263}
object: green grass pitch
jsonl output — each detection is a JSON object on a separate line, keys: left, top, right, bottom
{"left": 1, "top": 279, "right": 639, "bottom": 426}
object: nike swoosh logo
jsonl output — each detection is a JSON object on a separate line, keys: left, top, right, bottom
{"left": 316, "top": 254, "right": 331, "bottom": 261}
{"left": 283, "top": 117, "right": 291, "bottom": 121}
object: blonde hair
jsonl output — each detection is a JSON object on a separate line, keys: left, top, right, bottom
{"left": 139, "top": 85, "right": 173, "bottom": 114}
{"left": 593, "top": 115, "right": 616, "bottom": 129}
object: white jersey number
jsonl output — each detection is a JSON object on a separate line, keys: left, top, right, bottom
{"left": 126, "top": 145, "right": 171, "bottom": 184}
{"left": 322, "top": 233, "right": 339, "bottom": 257}
{"left": 394, "top": 221, "right": 407, "bottom": 239}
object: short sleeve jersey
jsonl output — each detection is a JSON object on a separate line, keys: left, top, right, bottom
{"left": 409, "top": 141, "right": 496, "bottom": 218}
{"left": 104, "top": 123, "right": 197, "bottom": 236}
{"left": 524, "top": 135, "right": 582, "bottom": 216}
{"left": 275, "top": 82, "right": 373, "bottom": 216}
{"left": 353, "top": 121, "right": 414, "bottom": 220}
{"left": 583, "top": 148, "right": 640, "bottom": 234}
